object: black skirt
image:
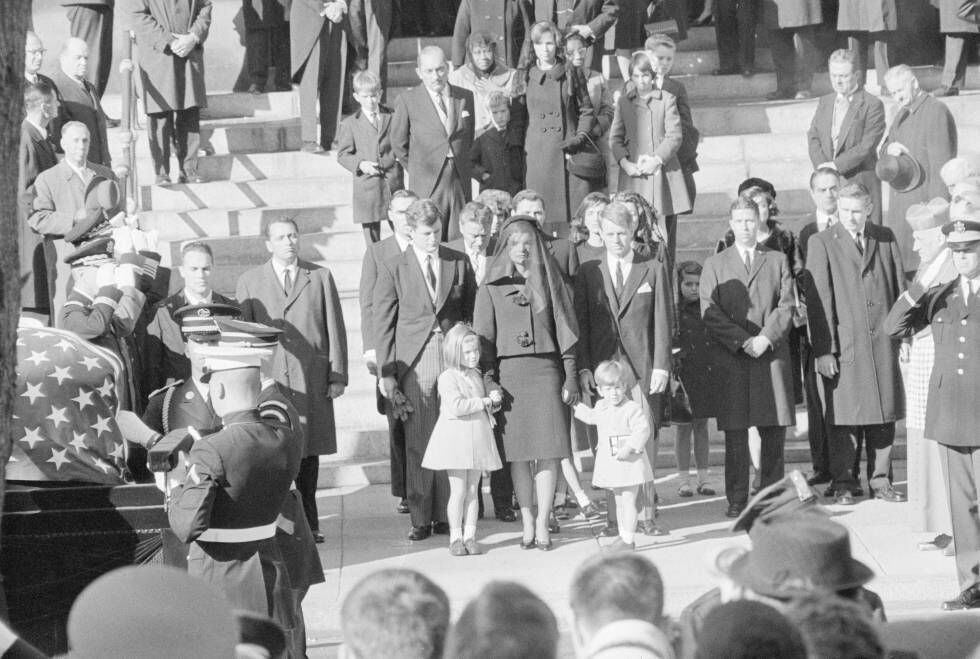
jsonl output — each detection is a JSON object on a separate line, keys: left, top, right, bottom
{"left": 497, "top": 354, "right": 572, "bottom": 461}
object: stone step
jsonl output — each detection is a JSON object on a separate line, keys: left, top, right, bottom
{"left": 139, "top": 204, "right": 355, "bottom": 243}
{"left": 124, "top": 150, "right": 346, "bottom": 185}
{"left": 137, "top": 176, "right": 350, "bottom": 212}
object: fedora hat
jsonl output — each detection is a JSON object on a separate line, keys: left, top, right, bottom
{"left": 876, "top": 153, "right": 924, "bottom": 193}
{"left": 724, "top": 517, "right": 874, "bottom": 598}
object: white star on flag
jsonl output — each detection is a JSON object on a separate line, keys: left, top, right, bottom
{"left": 72, "top": 390, "right": 94, "bottom": 410}
{"left": 54, "top": 338, "right": 76, "bottom": 352}
{"left": 93, "top": 415, "right": 112, "bottom": 437}
{"left": 20, "top": 426, "right": 45, "bottom": 449}
{"left": 50, "top": 366, "right": 72, "bottom": 385}
{"left": 108, "top": 443, "right": 125, "bottom": 461}
{"left": 70, "top": 432, "right": 88, "bottom": 451}
{"left": 47, "top": 448, "right": 71, "bottom": 470}
{"left": 97, "top": 378, "right": 114, "bottom": 398}
{"left": 21, "top": 382, "right": 45, "bottom": 404}
{"left": 25, "top": 351, "right": 50, "bottom": 366}
{"left": 81, "top": 355, "right": 101, "bottom": 371}
{"left": 47, "top": 406, "right": 69, "bottom": 427}
{"left": 93, "top": 458, "right": 111, "bottom": 474}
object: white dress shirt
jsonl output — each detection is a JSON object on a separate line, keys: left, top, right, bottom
{"left": 606, "top": 251, "right": 634, "bottom": 284}
{"left": 412, "top": 245, "right": 440, "bottom": 300}
{"left": 271, "top": 260, "right": 299, "bottom": 293}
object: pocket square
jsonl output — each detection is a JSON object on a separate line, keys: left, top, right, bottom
{"left": 637, "top": 282, "right": 653, "bottom": 294}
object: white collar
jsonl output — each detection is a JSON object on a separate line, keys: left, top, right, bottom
{"left": 26, "top": 116, "right": 47, "bottom": 135}
{"left": 816, "top": 210, "right": 836, "bottom": 230}
{"left": 183, "top": 289, "right": 213, "bottom": 306}
{"left": 394, "top": 233, "right": 411, "bottom": 252}
{"left": 271, "top": 259, "right": 298, "bottom": 278}
{"left": 412, "top": 245, "right": 438, "bottom": 265}
{"left": 65, "top": 159, "right": 90, "bottom": 180}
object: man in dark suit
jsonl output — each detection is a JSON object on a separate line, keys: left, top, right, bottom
{"left": 796, "top": 167, "right": 840, "bottom": 486}
{"left": 51, "top": 38, "right": 111, "bottom": 167}
{"left": 808, "top": 49, "right": 886, "bottom": 226}
{"left": 575, "top": 201, "right": 673, "bottom": 532}
{"left": 512, "top": 188, "right": 579, "bottom": 279}
{"left": 349, "top": 0, "right": 393, "bottom": 100}
{"left": 291, "top": 0, "right": 347, "bottom": 152}
{"left": 61, "top": 1, "right": 114, "bottom": 99}
{"left": 359, "top": 189, "right": 417, "bottom": 514}
{"left": 880, "top": 65, "right": 957, "bottom": 269}
{"left": 532, "top": 0, "right": 616, "bottom": 71}
{"left": 391, "top": 46, "right": 475, "bottom": 243}
{"left": 143, "top": 242, "right": 237, "bottom": 393}
{"left": 242, "top": 0, "right": 291, "bottom": 94}
{"left": 713, "top": 0, "right": 757, "bottom": 76}
{"left": 884, "top": 218, "right": 980, "bottom": 611}
{"left": 374, "top": 199, "right": 477, "bottom": 540}
{"left": 806, "top": 182, "right": 907, "bottom": 505}
{"left": 19, "top": 82, "right": 60, "bottom": 320}
{"left": 25, "top": 31, "right": 58, "bottom": 95}
{"left": 700, "top": 196, "right": 796, "bottom": 518}
{"left": 236, "top": 217, "right": 349, "bottom": 543}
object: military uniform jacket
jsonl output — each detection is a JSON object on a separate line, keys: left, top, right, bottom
{"left": 885, "top": 278, "right": 980, "bottom": 448}
{"left": 700, "top": 245, "right": 796, "bottom": 430}
{"left": 806, "top": 222, "right": 906, "bottom": 425}
{"left": 142, "top": 377, "right": 221, "bottom": 436}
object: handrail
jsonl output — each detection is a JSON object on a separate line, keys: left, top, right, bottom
{"left": 117, "top": 31, "right": 138, "bottom": 209}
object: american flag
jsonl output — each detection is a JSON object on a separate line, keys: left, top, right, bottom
{"left": 7, "top": 325, "right": 128, "bottom": 484}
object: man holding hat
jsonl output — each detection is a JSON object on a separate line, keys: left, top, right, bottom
{"left": 879, "top": 65, "right": 957, "bottom": 269}
{"left": 168, "top": 318, "right": 303, "bottom": 615}
{"left": 885, "top": 216, "right": 980, "bottom": 610}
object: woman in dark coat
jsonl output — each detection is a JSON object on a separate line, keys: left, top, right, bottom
{"left": 474, "top": 216, "right": 580, "bottom": 550}
{"left": 516, "top": 21, "right": 597, "bottom": 236}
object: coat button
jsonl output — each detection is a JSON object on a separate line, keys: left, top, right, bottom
{"left": 957, "top": 368, "right": 964, "bottom": 375}
{"left": 962, "top": 320, "right": 968, "bottom": 325}
{"left": 959, "top": 353, "right": 965, "bottom": 359}
{"left": 867, "top": 301, "right": 873, "bottom": 307}
{"left": 960, "top": 336, "right": 967, "bottom": 342}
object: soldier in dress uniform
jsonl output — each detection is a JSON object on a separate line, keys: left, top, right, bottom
{"left": 885, "top": 217, "right": 980, "bottom": 611}
{"left": 167, "top": 319, "right": 303, "bottom": 618}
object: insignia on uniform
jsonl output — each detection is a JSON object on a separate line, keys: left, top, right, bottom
{"left": 197, "top": 307, "right": 212, "bottom": 317}
{"left": 955, "top": 221, "right": 966, "bottom": 233}
{"left": 184, "top": 391, "right": 195, "bottom": 400}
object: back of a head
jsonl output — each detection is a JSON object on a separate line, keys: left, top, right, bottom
{"left": 695, "top": 601, "right": 806, "bottom": 659}
{"left": 340, "top": 569, "right": 450, "bottom": 659}
{"left": 783, "top": 593, "right": 884, "bottom": 659}
{"left": 443, "top": 581, "right": 559, "bottom": 659}
{"left": 570, "top": 553, "right": 666, "bottom": 632}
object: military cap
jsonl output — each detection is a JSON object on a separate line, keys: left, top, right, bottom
{"left": 174, "top": 302, "right": 242, "bottom": 341}
{"left": 67, "top": 565, "right": 238, "bottom": 658}
{"left": 196, "top": 318, "right": 282, "bottom": 381}
{"left": 731, "top": 470, "right": 824, "bottom": 533}
{"left": 905, "top": 197, "right": 949, "bottom": 232}
{"left": 943, "top": 218, "right": 980, "bottom": 245}
{"left": 63, "top": 235, "right": 114, "bottom": 266}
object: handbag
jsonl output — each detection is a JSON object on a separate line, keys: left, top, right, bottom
{"left": 666, "top": 373, "right": 694, "bottom": 425}
{"left": 566, "top": 132, "right": 607, "bottom": 182}
{"left": 958, "top": 0, "right": 980, "bottom": 23}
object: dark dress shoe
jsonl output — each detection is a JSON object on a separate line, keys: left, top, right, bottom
{"left": 397, "top": 498, "right": 410, "bottom": 514}
{"left": 806, "top": 472, "right": 832, "bottom": 486}
{"left": 725, "top": 503, "right": 745, "bottom": 518}
{"left": 639, "top": 520, "right": 669, "bottom": 536}
{"left": 313, "top": 532, "right": 325, "bottom": 544}
{"left": 548, "top": 513, "right": 560, "bottom": 534}
{"left": 177, "top": 172, "right": 205, "bottom": 184}
{"left": 154, "top": 174, "right": 171, "bottom": 186}
{"left": 408, "top": 525, "right": 431, "bottom": 541}
{"left": 581, "top": 502, "right": 601, "bottom": 518}
{"left": 431, "top": 521, "right": 450, "bottom": 535}
{"left": 464, "top": 539, "right": 481, "bottom": 555}
{"left": 519, "top": 538, "right": 536, "bottom": 550}
{"left": 767, "top": 89, "right": 795, "bottom": 101}
{"left": 835, "top": 492, "right": 856, "bottom": 506}
{"left": 554, "top": 506, "right": 571, "bottom": 521}
{"left": 495, "top": 509, "right": 517, "bottom": 522}
{"left": 301, "top": 141, "right": 325, "bottom": 153}
{"left": 933, "top": 85, "right": 960, "bottom": 98}
{"left": 247, "top": 83, "right": 263, "bottom": 95}
{"left": 696, "top": 483, "right": 716, "bottom": 496}
{"left": 741, "top": 68, "right": 754, "bottom": 78}
{"left": 941, "top": 584, "right": 980, "bottom": 610}
{"left": 873, "top": 485, "right": 906, "bottom": 502}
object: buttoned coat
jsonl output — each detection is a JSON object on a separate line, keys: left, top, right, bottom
{"left": 885, "top": 279, "right": 980, "bottom": 448}
{"left": 391, "top": 84, "right": 475, "bottom": 201}
{"left": 336, "top": 108, "right": 403, "bottom": 225}
{"left": 838, "top": 0, "right": 897, "bottom": 31}
{"left": 699, "top": 245, "right": 796, "bottom": 430}
{"left": 18, "top": 120, "right": 58, "bottom": 311}
{"left": 879, "top": 92, "right": 957, "bottom": 267}
{"left": 807, "top": 89, "right": 885, "bottom": 224}
{"left": 452, "top": 0, "right": 532, "bottom": 68}
{"left": 662, "top": 76, "right": 700, "bottom": 181}
{"left": 130, "top": 0, "right": 212, "bottom": 114}
{"left": 50, "top": 67, "right": 111, "bottom": 167}
{"left": 610, "top": 87, "right": 692, "bottom": 217}
{"left": 531, "top": 0, "right": 617, "bottom": 70}
{"left": 760, "top": 0, "right": 822, "bottom": 28}
{"left": 805, "top": 222, "right": 906, "bottom": 425}
{"left": 373, "top": 245, "right": 477, "bottom": 381}
{"left": 236, "top": 260, "right": 349, "bottom": 456}
{"left": 933, "top": 0, "right": 980, "bottom": 33}
{"left": 574, "top": 252, "right": 673, "bottom": 388}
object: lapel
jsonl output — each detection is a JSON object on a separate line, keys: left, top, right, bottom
{"left": 617, "top": 257, "right": 649, "bottom": 316}
{"left": 421, "top": 86, "right": 450, "bottom": 137}
{"left": 830, "top": 225, "right": 863, "bottom": 269}
{"left": 834, "top": 93, "right": 861, "bottom": 156}
{"left": 406, "top": 248, "right": 436, "bottom": 311}
{"left": 285, "top": 262, "right": 312, "bottom": 311}
{"left": 725, "top": 246, "right": 749, "bottom": 285}
{"left": 449, "top": 86, "right": 462, "bottom": 137}
{"left": 598, "top": 258, "right": 621, "bottom": 317}
{"left": 435, "top": 249, "right": 455, "bottom": 311}
{"left": 746, "top": 245, "right": 767, "bottom": 287}
{"left": 861, "top": 224, "right": 879, "bottom": 273}
{"left": 378, "top": 110, "right": 391, "bottom": 138}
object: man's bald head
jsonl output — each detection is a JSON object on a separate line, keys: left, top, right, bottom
{"left": 60, "top": 37, "right": 89, "bottom": 80}
{"left": 25, "top": 31, "right": 45, "bottom": 76}
{"left": 416, "top": 46, "right": 448, "bottom": 94}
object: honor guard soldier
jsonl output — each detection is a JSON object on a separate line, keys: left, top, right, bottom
{"left": 885, "top": 217, "right": 980, "bottom": 611}
{"left": 167, "top": 319, "right": 303, "bottom": 615}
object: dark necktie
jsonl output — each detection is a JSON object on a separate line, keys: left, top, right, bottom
{"left": 614, "top": 261, "right": 625, "bottom": 298}
{"left": 743, "top": 250, "right": 752, "bottom": 273}
{"left": 436, "top": 93, "right": 447, "bottom": 117}
{"left": 426, "top": 255, "right": 437, "bottom": 299}
{"left": 283, "top": 268, "right": 293, "bottom": 295}
{"left": 855, "top": 232, "right": 864, "bottom": 256}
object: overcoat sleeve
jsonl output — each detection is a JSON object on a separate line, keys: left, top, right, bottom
{"left": 451, "top": 0, "right": 473, "bottom": 67}
{"left": 390, "top": 94, "right": 411, "bottom": 168}
{"left": 62, "top": 286, "right": 122, "bottom": 339}
{"left": 336, "top": 118, "right": 361, "bottom": 174}
{"left": 373, "top": 259, "right": 400, "bottom": 377}
{"left": 358, "top": 248, "right": 379, "bottom": 349}
{"left": 759, "top": 257, "right": 794, "bottom": 348}
{"left": 653, "top": 92, "right": 683, "bottom": 163}
{"left": 473, "top": 284, "right": 499, "bottom": 384}
{"left": 884, "top": 281, "right": 933, "bottom": 339}
{"left": 699, "top": 258, "right": 752, "bottom": 353}
{"left": 321, "top": 269, "right": 349, "bottom": 385}
{"left": 650, "top": 259, "right": 674, "bottom": 372}
{"left": 806, "top": 98, "right": 831, "bottom": 166}
{"left": 28, "top": 175, "right": 75, "bottom": 237}
{"left": 804, "top": 234, "right": 838, "bottom": 357}
{"left": 130, "top": 0, "right": 177, "bottom": 52}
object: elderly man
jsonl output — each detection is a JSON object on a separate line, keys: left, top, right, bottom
{"left": 51, "top": 38, "right": 111, "bottom": 167}
{"left": 28, "top": 121, "right": 121, "bottom": 317}
{"left": 391, "top": 46, "right": 475, "bottom": 242}
{"left": 885, "top": 217, "right": 980, "bottom": 611}
{"left": 61, "top": 1, "right": 114, "bottom": 99}
{"left": 879, "top": 65, "right": 957, "bottom": 268}
{"left": 24, "top": 30, "right": 58, "bottom": 92}
{"left": 808, "top": 49, "right": 885, "bottom": 225}
{"left": 448, "top": 201, "right": 493, "bottom": 284}
{"left": 807, "top": 183, "right": 906, "bottom": 506}
{"left": 130, "top": 0, "right": 212, "bottom": 186}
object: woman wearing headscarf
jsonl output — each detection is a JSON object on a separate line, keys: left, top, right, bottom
{"left": 449, "top": 31, "right": 522, "bottom": 136}
{"left": 474, "top": 215, "right": 579, "bottom": 551}
{"left": 515, "top": 21, "right": 597, "bottom": 236}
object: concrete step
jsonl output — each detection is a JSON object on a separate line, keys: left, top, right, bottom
{"left": 139, "top": 204, "right": 354, "bottom": 243}
{"left": 137, "top": 176, "right": 350, "bottom": 212}
{"left": 676, "top": 213, "right": 814, "bottom": 248}
{"left": 124, "top": 150, "right": 346, "bottom": 186}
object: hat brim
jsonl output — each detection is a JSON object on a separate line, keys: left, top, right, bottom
{"left": 725, "top": 550, "right": 875, "bottom": 598}
{"left": 878, "top": 155, "right": 925, "bottom": 193}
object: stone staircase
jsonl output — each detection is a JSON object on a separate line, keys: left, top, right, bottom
{"left": 105, "top": 25, "right": 980, "bottom": 486}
